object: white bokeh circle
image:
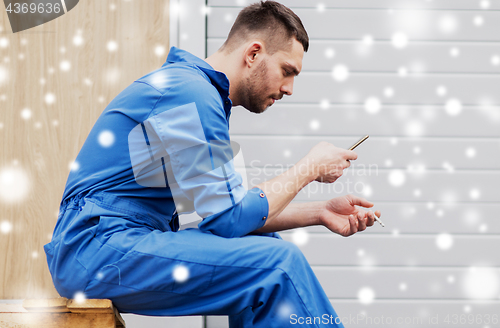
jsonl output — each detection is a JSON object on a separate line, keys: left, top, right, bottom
{"left": 74, "top": 291, "right": 86, "bottom": 303}
{"left": 388, "top": 170, "right": 406, "bottom": 187}
{"left": 462, "top": 267, "right": 499, "bottom": 300}
{"left": 1, "top": 221, "right": 12, "bottom": 234}
{"left": 292, "top": 228, "right": 309, "bottom": 246}
{"left": 98, "top": 130, "right": 116, "bottom": 148}
{"left": 445, "top": 99, "right": 462, "bottom": 116}
{"left": 357, "top": 287, "right": 375, "bottom": 304}
{"left": 45, "top": 93, "right": 56, "bottom": 105}
{"left": 364, "top": 97, "right": 381, "bottom": 114}
{"left": 107, "top": 40, "right": 118, "bottom": 52}
{"left": 391, "top": 32, "right": 409, "bottom": 49}
{"left": 0, "top": 166, "right": 31, "bottom": 203}
{"left": 436, "top": 233, "right": 454, "bottom": 250}
{"left": 173, "top": 265, "right": 190, "bottom": 283}
{"left": 331, "top": 65, "right": 349, "bottom": 82}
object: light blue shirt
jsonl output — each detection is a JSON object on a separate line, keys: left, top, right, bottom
{"left": 61, "top": 47, "right": 269, "bottom": 237}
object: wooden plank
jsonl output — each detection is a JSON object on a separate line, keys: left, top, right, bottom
{"left": 208, "top": 39, "right": 500, "bottom": 74}
{"left": 0, "top": 303, "right": 27, "bottom": 313}
{"left": 278, "top": 233, "right": 500, "bottom": 266}
{"left": 208, "top": 0, "right": 500, "bottom": 10}
{"left": 0, "top": 312, "right": 116, "bottom": 328}
{"left": 67, "top": 299, "right": 114, "bottom": 314}
{"left": 232, "top": 136, "right": 500, "bottom": 170}
{"left": 114, "top": 307, "right": 126, "bottom": 328}
{"left": 22, "top": 298, "right": 69, "bottom": 313}
{"left": 208, "top": 8, "right": 500, "bottom": 41}
{"left": 229, "top": 104, "right": 500, "bottom": 137}
{"left": 295, "top": 202, "right": 500, "bottom": 234}
{"left": 19, "top": 298, "right": 123, "bottom": 327}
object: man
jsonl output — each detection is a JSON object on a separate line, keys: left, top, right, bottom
{"left": 45, "top": 1, "right": 381, "bottom": 327}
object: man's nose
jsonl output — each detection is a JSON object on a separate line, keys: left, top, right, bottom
{"left": 281, "top": 79, "right": 294, "bottom": 96}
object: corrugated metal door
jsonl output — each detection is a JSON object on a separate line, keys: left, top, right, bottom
{"left": 204, "top": 1, "right": 500, "bottom": 327}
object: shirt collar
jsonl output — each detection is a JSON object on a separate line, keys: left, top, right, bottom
{"left": 164, "top": 47, "right": 231, "bottom": 102}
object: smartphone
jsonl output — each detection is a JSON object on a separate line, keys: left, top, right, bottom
{"left": 349, "top": 135, "right": 369, "bottom": 150}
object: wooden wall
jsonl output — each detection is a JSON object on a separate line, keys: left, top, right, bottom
{"left": 206, "top": 0, "right": 500, "bottom": 327}
{"left": 0, "top": 0, "right": 170, "bottom": 299}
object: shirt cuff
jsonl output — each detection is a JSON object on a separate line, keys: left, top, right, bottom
{"left": 197, "top": 187, "right": 269, "bottom": 238}
{"left": 241, "top": 187, "right": 269, "bottom": 233}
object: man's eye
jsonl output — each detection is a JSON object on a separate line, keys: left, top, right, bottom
{"left": 283, "top": 70, "right": 291, "bottom": 76}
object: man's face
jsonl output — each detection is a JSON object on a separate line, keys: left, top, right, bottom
{"left": 244, "top": 39, "right": 304, "bottom": 114}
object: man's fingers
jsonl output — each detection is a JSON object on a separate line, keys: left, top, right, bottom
{"left": 347, "top": 214, "right": 358, "bottom": 236}
{"left": 346, "top": 150, "right": 358, "bottom": 161}
{"left": 357, "top": 212, "right": 367, "bottom": 231}
{"left": 342, "top": 209, "right": 381, "bottom": 237}
{"left": 366, "top": 211, "right": 375, "bottom": 227}
{"left": 348, "top": 194, "right": 374, "bottom": 208}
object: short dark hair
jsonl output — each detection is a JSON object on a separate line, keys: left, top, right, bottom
{"left": 220, "top": 1, "right": 309, "bottom": 54}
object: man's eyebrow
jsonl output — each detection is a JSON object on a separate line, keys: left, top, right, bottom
{"left": 284, "top": 63, "right": 300, "bottom": 76}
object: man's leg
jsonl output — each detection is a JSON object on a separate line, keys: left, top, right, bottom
{"left": 82, "top": 225, "right": 343, "bottom": 328}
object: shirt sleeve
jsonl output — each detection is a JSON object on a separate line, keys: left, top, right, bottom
{"left": 145, "top": 79, "right": 269, "bottom": 238}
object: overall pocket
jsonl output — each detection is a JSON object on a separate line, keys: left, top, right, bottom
{"left": 86, "top": 239, "right": 216, "bottom": 296}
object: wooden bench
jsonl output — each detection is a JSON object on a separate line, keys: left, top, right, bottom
{"left": 0, "top": 297, "right": 126, "bottom": 327}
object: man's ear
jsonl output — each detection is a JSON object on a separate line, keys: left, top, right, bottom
{"left": 243, "top": 41, "right": 264, "bottom": 68}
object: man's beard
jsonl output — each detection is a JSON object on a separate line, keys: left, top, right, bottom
{"left": 243, "top": 60, "right": 276, "bottom": 114}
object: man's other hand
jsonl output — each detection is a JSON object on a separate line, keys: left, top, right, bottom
{"left": 319, "top": 194, "right": 381, "bottom": 237}
{"left": 306, "top": 141, "right": 357, "bottom": 183}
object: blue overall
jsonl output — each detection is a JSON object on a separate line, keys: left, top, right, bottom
{"left": 44, "top": 47, "right": 344, "bottom": 327}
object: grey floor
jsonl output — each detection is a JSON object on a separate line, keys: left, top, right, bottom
{"left": 121, "top": 314, "right": 205, "bottom": 328}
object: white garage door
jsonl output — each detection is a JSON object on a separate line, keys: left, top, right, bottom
{"left": 172, "top": 1, "right": 500, "bottom": 327}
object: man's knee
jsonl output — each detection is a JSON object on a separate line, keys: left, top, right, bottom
{"left": 270, "top": 239, "right": 309, "bottom": 271}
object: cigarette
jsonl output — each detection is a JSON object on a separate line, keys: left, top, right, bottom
{"left": 374, "top": 216, "right": 385, "bottom": 227}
